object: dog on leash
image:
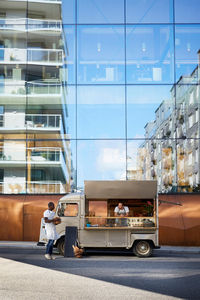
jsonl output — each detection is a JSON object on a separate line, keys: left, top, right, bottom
{"left": 72, "top": 245, "right": 84, "bottom": 258}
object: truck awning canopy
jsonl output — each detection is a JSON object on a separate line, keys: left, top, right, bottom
{"left": 84, "top": 180, "right": 157, "bottom": 200}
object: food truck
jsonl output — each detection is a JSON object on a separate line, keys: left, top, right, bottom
{"left": 39, "top": 180, "right": 160, "bottom": 257}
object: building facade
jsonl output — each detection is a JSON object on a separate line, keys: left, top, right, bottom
{"left": 0, "top": 0, "right": 200, "bottom": 194}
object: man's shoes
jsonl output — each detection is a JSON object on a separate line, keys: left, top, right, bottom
{"left": 45, "top": 254, "right": 51, "bottom": 260}
{"left": 51, "top": 255, "right": 56, "bottom": 260}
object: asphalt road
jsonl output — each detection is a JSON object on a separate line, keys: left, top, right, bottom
{"left": 0, "top": 246, "right": 200, "bottom": 299}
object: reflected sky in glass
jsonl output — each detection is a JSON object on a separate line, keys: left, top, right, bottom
{"left": 77, "top": 85, "right": 125, "bottom": 138}
{"left": 126, "top": 0, "right": 173, "bottom": 24}
{"left": 175, "top": 0, "right": 200, "bottom": 23}
{"left": 77, "top": 140, "right": 126, "bottom": 188}
{"left": 77, "top": 0, "right": 124, "bottom": 24}
{"left": 61, "top": 0, "right": 75, "bottom": 24}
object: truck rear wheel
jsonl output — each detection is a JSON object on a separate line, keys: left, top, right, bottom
{"left": 57, "top": 237, "right": 65, "bottom": 256}
{"left": 133, "top": 240, "right": 153, "bottom": 257}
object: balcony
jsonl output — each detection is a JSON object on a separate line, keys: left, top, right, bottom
{"left": 26, "top": 114, "right": 62, "bottom": 130}
{"left": 27, "top": 82, "right": 62, "bottom": 95}
{"left": 0, "top": 113, "right": 62, "bottom": 132}
{"left": 0, "top": 181, "right": 66, "bottom": 194}
{"left": 0, "top": 48, "right": 63, "bottom": 65}
{"left": 0, "top": 18, "right": 62, "bottom": 31}
{"left": 0, "top": 147, "right": 65, "bottom": 165}
{"left": 0, "top": 146, "right": 68, "bottom": 181}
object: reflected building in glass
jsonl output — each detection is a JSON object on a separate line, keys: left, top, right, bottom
{"left": 0, "top": 0, "right": 200, "bottom": 194}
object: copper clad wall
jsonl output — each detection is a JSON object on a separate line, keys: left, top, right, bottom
{"left": 159, "top": 194, "right": 200, "bottom": 246}
{"left": 0, "top": 195, "right": 60, "bottom": 242}
{"left": 0, "top": 194, "right": 200, "bottom": 245}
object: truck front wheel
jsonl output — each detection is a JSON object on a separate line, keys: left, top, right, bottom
{"left": 57, "top": 237, "right": 65, "bottom": 256}
{"left": 133, "top": 240, "right": 153, "bottom": 257}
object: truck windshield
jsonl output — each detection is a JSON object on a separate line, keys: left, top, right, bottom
{"left": 58, "top": 203, "right": 78, "bottom": 217}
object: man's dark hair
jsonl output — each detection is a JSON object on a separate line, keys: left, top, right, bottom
{"left": 48, "top": 202, "right": 54, "bottom": 208}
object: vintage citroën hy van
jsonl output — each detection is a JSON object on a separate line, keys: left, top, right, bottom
{"left": 39, "top": 180, "right": 159, "bottom": 257}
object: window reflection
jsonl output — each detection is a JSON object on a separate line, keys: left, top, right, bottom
{"left": 63, "top": 26, "right": 76, "bottom": 84}
{"left": 77, "top": 26, "right": 125, "bottom": 84}
{"left": 126, "top": 0, "right": 173, "bottom": 24}
{"left": 175, "top": 25, "right": 200, "bottom": 83}
{"left": 127, "top": 85, "right": 174, "bottom": 138}
{"left": 176, "top": 84, "right": 200, "bottom": 139}
{"left": 126, "top": 25, "right": 174, "bottom": 84}
{"left": 77, "top": 140, "right": 126, "bottom": 189}
{"left": 175, "top": 0, "right": 200, "bottom": 23}
{"left": 127, "top": 140, "right": 176, "bottom": 193}
{"left": 77, "top": 0, "right": 124, "bottom": 24}
{"left": 77, "top": 85, "right": 125, "bottom": 138}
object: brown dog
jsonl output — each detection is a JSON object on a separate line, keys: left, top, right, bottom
{"left": 72, "top": 245, "right": 84, "bottom": 258}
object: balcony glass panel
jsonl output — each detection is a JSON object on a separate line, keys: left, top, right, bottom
{"left": 175, "top": 25, "right": 200, "bottom": 84}
{"left": 126, "top": 25, "right": 174, "bottom": 84}
{"left": 77, "top": 0, "right": 124, "bottom": 24}
{"left": 77, "top": 25, "right": 125, "bottom": 84}
{"left": 127, "top": 85, "right": 174, "bottom": 139}
{"left": 126, "top": 0, "right": 173, "bottom": 24}
{"left": 77, "top": 85, "right": 125, "bottom": 138}
{"left": 77, "top": 140, "right": 126, "bottom": 189}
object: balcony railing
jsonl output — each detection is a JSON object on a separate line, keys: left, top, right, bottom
{"left": 0, "top": 181, "right": 66, "bottom": 194}
{"left": 0, "top": 18, "right": 62, "bottom": 31}
{"left": 26, "top": 114, "right": 61, "bottom": 129}
{"left": 0, "top": 82, "right": 62, "bottom": 96}
{"left": 7, "top": 0, "right": 61, "bottom": 3}
{"left": 0, "top": 113, "right": 62, "bottom": 130}
{"left": 28, "top": 147, "right": 64, "bottom": 162}
{"left": 0, "top": 48, "right": 63, "bottom": 64}
{"left": 27, "top": 82, "right": 62, "bottom": 95}
{"left": 0, "top": 147, "right": 64, "bottom": 163}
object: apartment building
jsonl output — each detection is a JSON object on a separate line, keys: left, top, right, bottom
{"left": 0, "top": 0, "right": 72, "bottom": 194}
{"left": 134, "top": 52, "right": 200, "bottom": 193}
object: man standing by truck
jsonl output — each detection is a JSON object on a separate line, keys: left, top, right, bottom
{"left": 44, "top": 202, "right": 59, "bottom": 260}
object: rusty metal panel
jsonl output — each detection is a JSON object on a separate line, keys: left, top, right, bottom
{"left": 85, "top": 180, "right": 157, "bottom": 199}
{"left": 0, "top": 195, "right": 24, "bottom": 241}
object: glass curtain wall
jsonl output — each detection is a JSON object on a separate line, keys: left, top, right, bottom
{"left": 0, "top": 0, "right": 200, "bottom": 194}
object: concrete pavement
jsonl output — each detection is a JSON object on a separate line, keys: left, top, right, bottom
{"left": 0, "top": 242, "right": 200, "bottom": 299}
{"left": 0, "top": 256, "right": 178, "bottom": 300}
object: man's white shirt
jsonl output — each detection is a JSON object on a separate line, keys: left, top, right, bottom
{"left": 43, "top": 209, "right": 59, "bottom": 240}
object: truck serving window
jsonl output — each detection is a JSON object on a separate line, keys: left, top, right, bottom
{"left": 58, "top": 203, "right": 78, "bottom": 217}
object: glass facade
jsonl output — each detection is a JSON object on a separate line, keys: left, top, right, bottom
{"left": 0, "top": 0, "right": 200, "bottom": 194}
